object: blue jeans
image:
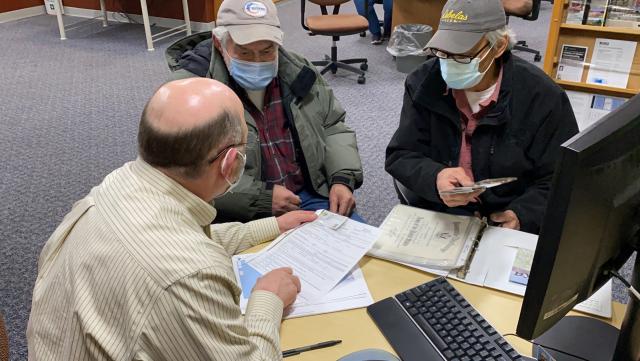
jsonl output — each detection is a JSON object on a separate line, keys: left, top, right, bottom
{"left": 297, "top": 190, "right": 367, "bottom": 224}
{"left": 354, "top": 0, "right": 393, "bottom": 37}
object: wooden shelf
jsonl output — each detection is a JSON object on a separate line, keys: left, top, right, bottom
{"left": 560, "top": 23, "right": 640, "bottom": 35}
{"left": 555, "top": 80, "right": 639, "bottom": 97}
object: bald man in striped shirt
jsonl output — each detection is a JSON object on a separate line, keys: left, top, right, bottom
{"left": 27, "top": 78, "right": 317, "bottom": 361}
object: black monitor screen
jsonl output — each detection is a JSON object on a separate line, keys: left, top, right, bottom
{"left": 516, "top": 93, "right": 640, "bottom": 340}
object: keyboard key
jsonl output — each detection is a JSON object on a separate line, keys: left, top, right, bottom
{"left": 415, "top": 301, "right": 423, "bottom": 308}
{"left": 472, "top": 329, "right": 483, "bottom": 337}
{"left": 419, "top": 295, "right": 428, "bottom": 302}
{"left": 472, "top": 343, "right": 482, "bottom": 351}
{"left": 508, "top": 350, "right": 520, "bottom": 358}
{"left": 462, "top": 331, "right": 471, "bottom": 338}
{"left": 461, "top": 356, "right": 471, "bottom": 361}
{"left": 472, "top": 356, "right": 482, "bottom": 361}
{"left": 405, "top": 291, "right": 418, "bottom": 302}
{"left": 408, "top": 307, "right": 419, "bottom": 316}
{"left": 461, "top": 342, "right": 471, "bottom": 350}
{"left": 443, "top": 336, "right": 454, "bottom": 344}
{"left": 412, "top": 287, "right": 424, "bottom": 296}
{"left": 396, "top": 293, "right": 407, "bottom": 302}
{"left": 455, "top": 349, "right": 465, "bottom": 357}
{"left": 419, "top": 307, "right": 428, "bottom": 314}
{"left": 487, "top": 327, "right": 497, "bottom": 336}
{"left": 466, "top": 348, "right": 476, "bottom": 356}
{"left": 444, "top": 350, "right": 455, "bottom": 359}
{"left": 450, "top": 342, "right": 460, "bottom": 350}
{"left": 433, "top": 324, "right": 443, "bottom": 331}
{"left": 402, "top": 300, "right": 413, "bottom": 309}
{"left": 479, "top": 350, "right": 489, "bottom": 358}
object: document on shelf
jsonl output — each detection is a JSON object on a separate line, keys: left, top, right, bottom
{"left": 245, "top": 210, "right": 380, "bottom": 300}
{"left": 587, "top": 38, "right": 637, "bottom": 88}
{"left": 233, "top": 253, "right": 373, "bottom": 319}
{"left": 566, "top": 90, "right": 628, "bottom": 131}
{"left": 556, "top": 45, "right": 588, "bottom": 82}
{"left": 369, "top": 205, "right": 485, "bottom": 270}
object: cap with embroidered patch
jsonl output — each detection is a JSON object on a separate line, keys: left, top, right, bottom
{"left": 216, "top": 0, "right": 283, "bottom": 46}
{"left": 425, "top": 0, "right": 506, "bottom": 54}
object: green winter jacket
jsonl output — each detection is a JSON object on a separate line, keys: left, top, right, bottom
{"left": 165, "top": 32, "right": 363, "bottom": 221}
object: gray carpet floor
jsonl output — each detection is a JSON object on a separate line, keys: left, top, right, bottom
{"left": 0, "top": 1, "right": 633, "bottom": 360}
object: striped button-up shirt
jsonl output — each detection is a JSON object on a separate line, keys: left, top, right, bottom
{"left": 27, "top": 158, "right": 283, "bottom": 361}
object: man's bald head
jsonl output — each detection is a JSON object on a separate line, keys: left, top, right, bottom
{"left": 138, "top": 78, "right": 245, "bottom": 178}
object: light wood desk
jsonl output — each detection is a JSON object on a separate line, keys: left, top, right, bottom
{"left": 276, "top": 255, "right": 627, "bottom": 360}
{"left": 391, "top": 0, "right": 447, "bottom": 33}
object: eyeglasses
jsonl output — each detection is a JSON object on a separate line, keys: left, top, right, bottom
{"left": 427, "top": 42, "right": 491, "bottom": 64}
{"left": 207, "top": 142, "right": 249, "bottom": 164}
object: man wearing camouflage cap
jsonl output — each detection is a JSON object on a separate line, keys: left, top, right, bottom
{"left": 167, "top": 0, "right": 365, "bottom": 224}
{"left": 386, "top": 0, "right": 579, "bottom": 234}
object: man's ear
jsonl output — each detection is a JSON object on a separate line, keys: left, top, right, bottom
{"left": 493, "top": 35, "right": 509, "bottom": 59}
{"left": 220, "top": 147, "right": 238, "bottom": 178}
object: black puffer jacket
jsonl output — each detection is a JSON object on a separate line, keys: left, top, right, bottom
{"left": 385, "top": 52, "right": 579, "bottom": 234}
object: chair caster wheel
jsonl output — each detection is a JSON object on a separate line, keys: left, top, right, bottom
{"left": 534, "top": 54, "right": 542, "bottom": 62}
{"left": 360, "top": 32, "right": 366, "bottom": 37}
{"left": 357, "top": 76, "right": 366, "bottom": 84}
{"left": 360, "top": 63, "right": 368, "bottom": 71}
{"left": 331, "top": 66, "right": 338, "bottom": 74}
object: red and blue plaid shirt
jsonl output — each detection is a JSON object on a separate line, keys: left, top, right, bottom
{"left": 245, "top": 78, "right": 305, "bottom": 193}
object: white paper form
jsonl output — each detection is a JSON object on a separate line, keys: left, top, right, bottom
{"left": 557, "top": 45, "right": 588, "bottom": 82}
{"left": 245, "top": 214, "right": 379, "bottom": 300}
{"left": 587, "top": 38, "right": 637, "bottom": 88}
{"left": 233, "top": 254, "right": 373, "bottom": 319}
{"left": 566, "top": 90, "right": 592, "bottom": 130}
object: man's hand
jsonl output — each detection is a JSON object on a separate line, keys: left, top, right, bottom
{"left": 490, "top": 210, "right": 520, "bottom": 230}
{"left": 276, "top": 210, "right": 318, "bottom": 233}
{"left": 272, "top": 185, "right": 301, "bottom": 216}
{"left": 436, "top": 167, "right": 483, "bottom": 207}
{"left": 329, "top": 184, "right": 356, "bottom": 216}
{"left": 253, "top": 267, "right": 301, "bottom": 308}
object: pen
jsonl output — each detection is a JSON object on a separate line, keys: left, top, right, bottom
{"left": 282, "top": 340, "right": 342, "bottom": 358}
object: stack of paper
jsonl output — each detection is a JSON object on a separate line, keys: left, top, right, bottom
{"left": 232, "top": 211, "right": 379, "bottom": 318}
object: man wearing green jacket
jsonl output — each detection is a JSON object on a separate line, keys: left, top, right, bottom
{"left": 166, "top": 0, "right": 364, "bottom": 223}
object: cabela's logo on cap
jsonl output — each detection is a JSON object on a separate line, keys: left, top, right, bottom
{"left": 244, "top": 1, "right": 268, "bottom": 17}
{"left": 442, "top": 10, "right": 468, "bottom": 22}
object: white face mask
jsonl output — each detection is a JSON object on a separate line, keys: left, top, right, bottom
{"left": 439, "top": 44, "right": 494, "bottom": 90}
{"left": 216, "top": 149, "right": 246, "bottom": 198}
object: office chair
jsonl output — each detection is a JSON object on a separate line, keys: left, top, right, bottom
{"left": 0, "top": 313, "right": 8, "bottom": 361}
{"left": 301, "top": 0, "right": 370, "bottom": 84}
{"left": 504, "top": 0, "right": 542, "bottom": 62}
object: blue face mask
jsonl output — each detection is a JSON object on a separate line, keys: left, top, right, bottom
{"left": 439, "top": 45, "right": 494, "bottom": 90}
{"left": 228, "top": 56, "right": 278, "bottom": 91}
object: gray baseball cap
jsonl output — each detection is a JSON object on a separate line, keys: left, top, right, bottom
{"left": 425, "top": 0, "right": 506, "bottom": 54}
{"left": 216, "top": 0, "right": 283, "bottom": 46}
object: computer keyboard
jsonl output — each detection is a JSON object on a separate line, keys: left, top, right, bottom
{"left": 368, "top": 277, "right": 524, "bottom": 361}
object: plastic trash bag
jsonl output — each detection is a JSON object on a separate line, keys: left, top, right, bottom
{"left": 386, "top": 24, "right": 433, "bottom": 57}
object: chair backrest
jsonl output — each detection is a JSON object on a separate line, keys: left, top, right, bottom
{"left": 308, "top": 0, "right": 350, "bottom": 6}
{"left": 301, "top": 0, "right": 352, "bottom": 31}
{"left": 0, "top": 313, "right": 8, "bottom": 361}
{"left": 503, "top": 0, "right": 541, "bottom": 21}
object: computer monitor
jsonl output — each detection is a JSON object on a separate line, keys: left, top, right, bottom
{"left": 516, "top": 93, "right": 640, "bottom": 360}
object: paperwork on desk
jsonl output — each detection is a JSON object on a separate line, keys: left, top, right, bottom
{"left": 232, "top": 210, "right": 378, "bottom": 315}
{"left": 369, "top": 205, "right": 612, "bottom": 318}
{"left": 233, "top": 254, "right": 373, "bottom": 319}
{"left": 368, "top": 205, "right": 484, "bottom": 270}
